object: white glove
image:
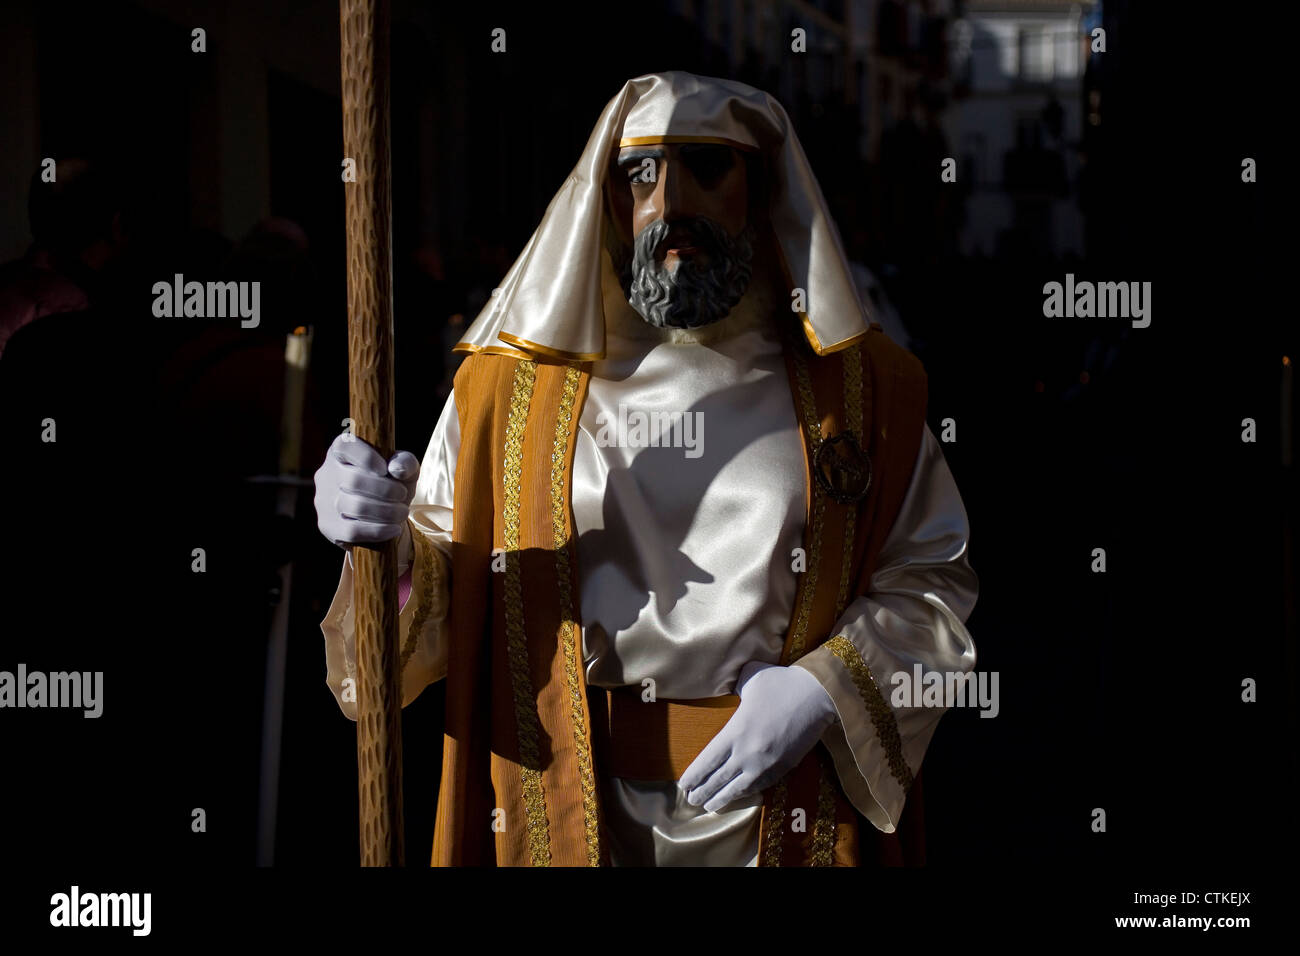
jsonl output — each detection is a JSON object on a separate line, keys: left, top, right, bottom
{"left": 679, "top": 660, "right": 838, "bottom": 813}
{"left": 313, "top": 432, "right": 420, "bottom": 550}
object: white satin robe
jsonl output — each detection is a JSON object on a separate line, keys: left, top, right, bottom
{"left": 321, "top": 311, "right": 978, "bottom": 867}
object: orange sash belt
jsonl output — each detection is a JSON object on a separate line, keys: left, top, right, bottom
{"left": 587, "top": 687, "right": 740, "bottom": 781}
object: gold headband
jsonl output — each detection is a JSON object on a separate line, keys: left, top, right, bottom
{"left": 617, "top": 135, "right": 760, "bottom": 153}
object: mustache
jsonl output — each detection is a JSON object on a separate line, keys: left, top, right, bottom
{"left": 620, "top": 217, "right": 756, "bottom": 329}
{"left": 630, "top": 218, "right": 734, "bottom": 274}
{"left": 649, "top": 219, "right": 726, "bottom": 259}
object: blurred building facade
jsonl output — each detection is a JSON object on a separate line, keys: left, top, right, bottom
{"left": 665, "top": 0, "right": 1098, "bottom": 265}
{"left": 949, "top": 0, "right": 1097, "bottom": 259}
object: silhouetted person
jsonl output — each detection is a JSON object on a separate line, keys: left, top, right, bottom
{"left": 0, "top": 158, "right": 129, "bottom": 356}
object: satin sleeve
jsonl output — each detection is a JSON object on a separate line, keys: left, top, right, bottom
{"left": 320, "top": 390, "right": 459, "bottom": 719}
{"left": 792, "top": 424, "right": 978, "bottom": 832}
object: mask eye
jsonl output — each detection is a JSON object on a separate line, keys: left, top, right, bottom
{"left": 627, "top": 162, "right": 657, "bottom": 186}
{"left": 681, "top": 146, "right": 734, "bottom": 186}
{"left": 618, "top": 152, "right": 662, "bottom": 187}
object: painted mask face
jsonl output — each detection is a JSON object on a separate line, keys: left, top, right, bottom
{"left": 607, "top": 143, "right": 756, "bottom": 329}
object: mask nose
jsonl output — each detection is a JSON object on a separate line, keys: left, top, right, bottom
{"left": 658, "top": 160, "right": 689, "bottom": 224}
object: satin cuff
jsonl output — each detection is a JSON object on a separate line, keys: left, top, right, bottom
{"left": 793, "top": 426, "right": 978, "bottom": 831}
{"left": 320, "top": 390, "right": 461, "bottom": 718}
{"left": 321, "top": 516, "right": 452, "bottom": 720}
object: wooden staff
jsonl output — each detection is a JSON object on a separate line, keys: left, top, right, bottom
{"left": 340, "top": 0, "right": 404, "bottom": 866}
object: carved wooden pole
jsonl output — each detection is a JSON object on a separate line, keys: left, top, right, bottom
{"left": 340, "top": 0, "right": 404, "bottom": 866}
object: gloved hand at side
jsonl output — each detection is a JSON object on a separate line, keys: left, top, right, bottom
{"left": 679, "top": 660, "right": 839, "bottom": 813}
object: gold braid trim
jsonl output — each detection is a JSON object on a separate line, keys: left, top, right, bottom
{"left": 399, "top": 525, "right": 437, "bottom": 671}
{"left": 824, "top": 634, "right": 914, "bottom": 791}
{"left": 790, "top": 498, "right": 827, "bottom": 663}
{"left": 843, "top": 344, "right": 864, "bottom": 437}
{"left": 503, "top": 359, "right": 551, "bottom": 865}
{"left": 835, "top": 345, "right": 864, "bottom": 620}
{"left": 792, "top": 347, "right": 824, "bottom": 450}
{"left": 550, "top": 365, "right": 600, "bottom": 866}
{"left": 765, "top": 349, "right": 825, "bottom": 863}
{"left": 786, "top": 350, "right": 826, "bottom": 663}
{"left": 810, "top": 764, "right": 838, "bottom": 866}
{"left": 761, "top": 779, "right": 788, "bottom": 867}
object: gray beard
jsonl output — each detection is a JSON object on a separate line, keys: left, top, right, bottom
{"left": 609, "top": 218, "right": 756, "bottom": 329}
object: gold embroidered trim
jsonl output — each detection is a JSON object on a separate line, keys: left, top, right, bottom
{"left": 789, "top": 497, "right": 826, "bottom": 663}
{"left": 503, "top": 358, "right": 551, "bottom": 865}
{"left": 792, "top": 350, "right": 824, "bottom": 450}
{"left": 761, "top": 779, "right": 788, "bottom": 867}
{"left": 786, "top": 350, "right": 825, "bottom": 663}
{"left": 824, "top": 634, "right": 914, "bottom": 791}
{"left": 843, "top": 344, "right": 864, "bottom": 439}
{"left": 400, "top": 525, "right": 437, "bottom": 671}
{"left": 810, "top": 765, "right": 838, "bottom": 867}
{"left": 835, "top": 345, "right": 864, "bottom": 620}
{"left": 836, "top": 513, "right": 857, "bottom": 621}
{"left": 551, "top": 364, "right": 600, "bottom": 866}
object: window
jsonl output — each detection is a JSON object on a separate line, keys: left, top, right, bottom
{"left": 1019, "top": 26, "right": 1053, "bottom": 82}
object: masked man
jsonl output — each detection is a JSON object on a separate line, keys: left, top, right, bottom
{"left": 315, "top": 72, "right": 977, "bottom": 866}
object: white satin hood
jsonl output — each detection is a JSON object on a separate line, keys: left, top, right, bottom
{"left": 454, "top": 70, "right": 872, "bottom": 361}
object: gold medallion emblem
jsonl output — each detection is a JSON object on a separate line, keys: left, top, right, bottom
{"left": 814, "top": 432, "right": 871, "bottom": 504}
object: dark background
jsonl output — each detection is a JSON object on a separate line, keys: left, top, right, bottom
{"left": 0, "top": 0, "right": 1292, "bottom": 919}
